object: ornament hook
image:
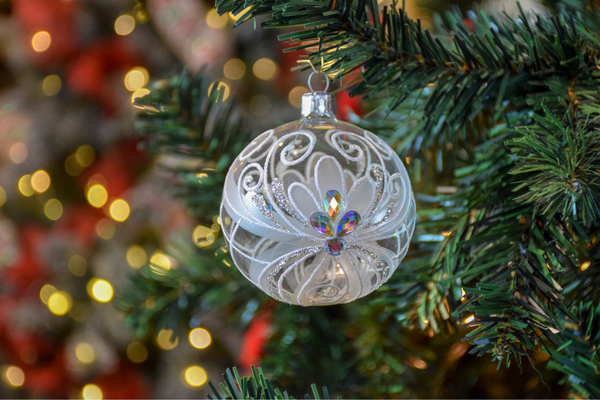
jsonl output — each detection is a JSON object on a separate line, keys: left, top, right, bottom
{"left": 298, "top": 57, "right": 329, "bottom": 92}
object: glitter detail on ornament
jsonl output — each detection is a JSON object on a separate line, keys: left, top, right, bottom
{"left": 337, "top": 211, "right": 360, "bottom": 236}
{"left": 310, "top": 212, "right": 333, "bottom": 236}
{"left": 326, "top": 238, "right": 346, "bottom": 256}
{"left": 324, "top": 190, "right": 342, "bottom": 220}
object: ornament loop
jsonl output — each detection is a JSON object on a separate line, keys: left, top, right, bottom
{"left": 308, "top": 71, "right": 330, "bottom": 93}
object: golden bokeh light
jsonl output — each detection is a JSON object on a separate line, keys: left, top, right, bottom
{"left": 48, "top": 291, "right": 72, "bottom": 315}
{"left": 32, "top": 170, "right": 50, "bottom": 193}
{"left": 189, "top": 328, "right": 211, "bottom": 349}
{"left": 156, "top": 329, "right": 178, "bottom": 350}
{"left": 206, "top": 8, "right": 229, "bottom": 29}
{"left": 115, "top": 15, "right": 135, "bottom": 36}
{"left": 145, "top": 299, "right": 155, "bottom": 309}
{"left": 126, "top": 245, "right": 147, "bottom": 269}
{"left": 40, "top": 284, "right": 57, "bottom": 304}
{"left": 75, "top": 343, "right": 95, "bottom": 364}
{"left": 76, "top": 145, "right": 95, "bottom": 167}
{"left": 87, "top": 184, "right": 108, "bottom": 208}
{"left": 18, "top": 175, "right": 34, "bottom": 196}
{"left": 288, "top": 86, "right": 308, "bottom": 108}
{"left": 2, "top": 365, "right": 25, "bottom": 387}
{"left": 42, "top": 75, "right": 61, "bottom": 96}
{"left": 207, "top": 81, "right": 230, "bottom": 101}
{"left": 90, "top": 279, "right": 113, "bottom": 303}
{"left": 581, "top": 261, "right": 591, "bottom": 271}
{"left": 32, "top": 31, "right": 51, "bottom": 52}
{"left": 82, "top": 384, "right": 103, "bottom": 400}
{"left": 124, "top": 67, "right": 149, "bottom": 91}
{"left": 96, "top": 218, "right": 116, "bottom": 240}
{"left": 109, "top": 199, "right": 130, "bottom": 222}
{"left": 126, "top": 342, "right": 148, "bottom": 363}
{"left": 253, "top": 58, "right": 278, "bottom": 81}
{"left": 65, "top": 154, "right": 83, "bottom": 176}
{"left": 45, "top": 199, "right": 63, "bottom": 221}
{"left": 9, "top": 142, "right": 28, "bottom": 164}
{"left": 193, "top": 225, "right": 215, "bottom": 248}
{"left": 0, "top": 186, "right": 5, "bottom": 207}
{"left": 150, "top": 251, "right": 171, "bottom": 275}
{"left": 223, "top": 58, "right": 246, "bottom": 80}
{"left": 69, "top": 255, "right": 88, "bottom": 277}
{"left": 184, "top": 365, "right": 208, "bottom": 387}
{"left": 131, "top": 88, "right": 150, "bottom": 103}
{"left": 464, "top": 315, "right": 475, "bottom": 324}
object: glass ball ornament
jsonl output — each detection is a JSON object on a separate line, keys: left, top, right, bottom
{"left": 220, "top": 89, "right": 416, "bottom": 306}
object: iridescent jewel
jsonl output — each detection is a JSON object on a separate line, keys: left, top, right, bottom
{"left": 326, "top": 238, "right": 346, "bottom": 256}
{"left": 310, "top": 212, "right": 333, "bottom": 236}
{"left": 324, "top": 190, "right": 342, "bottom": 220}
{"left": 337, "top": 211, "right": 361, "bottom": 236}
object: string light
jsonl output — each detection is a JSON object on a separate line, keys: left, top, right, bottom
{"left": 82, "top": 384, "right": 103, "bottom": 400}
{"left": 184, "top": 366, "right": 208, "bottom": 387}
{"left": 581, "top": 261, "right": 591, "bottom": 271}
{"left": 156, "top": 329, "right": 178, "bottom": 350}
{"left": 2, "top": 365, "right": 25, "bottom": 387}
{"left": 32, "top": 170, "right": 50, "bottom": 193}
{"left": 223, "top": 58, "right": 246, "bottom": 80}
{"left": 124, "top": 67, "right": 149, "bottom": 91}
{"left": 42, "top": 75, "right": 61, "bottom": 96}
{"left": 9, "top": 142, "right": 27, "bottom": 164}
{"left": 288, "top": 86, "right": 308, "bottom": 108}
{"left": 408, "top": 358, "right": 428, "bottom": 369}
{"left": 150, "top": 251, "right": 171, "bottom": 275}
{"left": 96, "top": 218, "right": 116, "bottom": 240}
{"left": 76, "top": 145, "right": 95, "bottom": 167}
{"left": 464, "top": 315, "right": 475, "bottom": 324}
{"left": 40, "top": 284, "right": 57, "bottom": 304}
{"left": 126, "top": 245, "right": 147, "bottom": 269}
{"left": 87, "top": 184, "right": 108, "bottom": 208}
{"left": 44, "top": 199, "right": 63, "bottom": 221}
{"left": 31, "top": 31, "right": 51, "bottom": 52}
{"left": 69, "top": 255, "right": 87, "bottom": 277}
{"left": 253, "top": 58, "right": 278, "bottom": 81}
{"left": 75, "top": 343, "right": 95, "bottom": 364}
{"left": 189, "top": 328, "right": 211, "bottom": 349}
{"left": 207, "top": 81, "right": 230, "bottom": 101}
{"left": 193, "top": 225, "right": 215, "bottom": 248}
{"left": 87, "top": 278, "right": 113, "bottom": 302}
{"left": 109, "top": 199, "right": 130, "bottom": 222}
{"left": 48, "top": 291, "right": 72, "bottom": 315}
{"left": 131, "top": 88, "right": 150, "bottom": 103}
{"left": 65, "top": 154, "right": 83, "bottom": 176}
{"left": 115, "top": 15, "right": 135, "bottom": 35}
{"left": 126, "top": 342, "right": 148, "bottom": 363}
{"left": 18, "top": 175, "right": 34, "bottom": 196}
{"left": 206, "top": 9, "right": 229, "bottom": 29}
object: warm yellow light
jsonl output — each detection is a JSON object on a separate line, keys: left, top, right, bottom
{"left": 126, "top": 245, "right": 147, "bottom": 269}
{"left": 109, "top": 199, "right": 130, "bottom": 222}
{"left": 42, "top": 75, "right": 61, "bottom": 96}
{"left": 65, "top": 154, "right": 83, "bottom": 176}
{"left": 40, "top": 284, "right": 57, "bottom": 304}
{"left": 0, "top": 186, "right": 5, "bottom": 207}
{"left": 32, "top": 31, "right": 51, "bottom": 52}
{"left": 131, "top": 88, "right": 150, "bottom": 103}
{"left": 124, "top": 67, "right": 149, "bottom": 91}
{"left": 206, "top": 8, "right": 229, "bottom": 29}
{"left": 288, "top": 86, "right": 308, "bottom": 108}
{"left": 82, "top": 384, "right": 103, "bottom": 400}
{"left": 581, "top": 261, "right": 591, "bottom": 271}
{"left": 87, "top": 184, "right": 108, "bottom": 208}
{"left": 76, "top": 145, "right": 95, "bottom": 167}
{"left": 115, "top": 15, "right": 135, "bottom": 35}
{"left": 45, "top": 199, "right": 63, "bottom": 221}
{"left": 126, "top": 342, "right": 148, "bottom": 363}
{"left": 193, "top": 225, "right": 215, "bottom": 248}
{"left": 464, "top": 315, "right": 475, "bottom": 324}
{"left": 48, "top": 291, "right": 72, "bottom": 315}
{"left": 253, "top": 58, "right": 278, "bottom": 81}
{"left": 189, "top": 328, "right": 211, "bottom": 349}
{"left": 156, "top": 329, "right": 178, "bottom": 350}
{"left": 18, "top": 175, "right": 34, "bottom": 196}
{"left": 32, "top": 170, "right": 50, "bottom": 193}
{"left": 9, "top": 142, "right": 27, "bottom": 164}
{"left": 223, "top": 58, "right": 246, "bottom": 80}
{"left": 3, "top": 365, "right": 25, "bottom": 387}
{"left": 69, "top": 255, "right": 87, "bottom": 277}
{"left": 150, "top": 251, "right": 171, "bottom": 275}
{"left": 410, "top": 358, "right": 428, "bottom": 370}
{"left": 75, "top": 343, "right": 96, "bottom": 364}
{"left": 184, "top": 365, "right": 208, "bottom": 387}
{"left": 90, "top": 279, "right": 113, "bottom": 303}
{"left": 96, "top": 218, "right": 116, "bottom": 240}
{"left": 145, "top": 299, "right": 155, "bottom": 309}
{"left": 207, "top": 81, "right": 230, "bottom": 101}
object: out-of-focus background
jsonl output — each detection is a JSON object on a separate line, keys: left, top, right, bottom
{"left": 0, "top": 0, "right": 552, "bottom": 398}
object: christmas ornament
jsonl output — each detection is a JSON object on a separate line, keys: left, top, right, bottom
{"left": 220, "top": 73, "right": 416, "bottom": 306}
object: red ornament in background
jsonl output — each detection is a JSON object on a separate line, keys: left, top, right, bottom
{"left": 238, "top": 308, "right": 272, "bottom": 370}
{"left": 335, "top": 89, "right": 364, "bottom": 121}
{"left": 1, "top": 225, "right": 48, "bottom": 295}
{"left": 92, "top": 362, "right": 151, "bottom": 399}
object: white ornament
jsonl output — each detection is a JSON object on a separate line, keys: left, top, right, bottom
{"left": 220, "top": 86, "right": 416, "bottom": 306}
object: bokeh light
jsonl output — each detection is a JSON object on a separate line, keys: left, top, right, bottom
{"left": 2, "top": 365, "right": 25, "bottom": 387}
{"left": 288, "top": 86, "right": 308, "bottom": 108}
{"left": 42, "top": 75, "right": 61, "bottom": 96}
{"left": 32, "top": 170, "right": 50, "bottom": 193}
{"left": 18, "top": 175, "right": 34, "bottom": 196}
{"left": 193, "top": 225, "right": 215, "bottom": 248}
{"left": 124, "top": 67, "right": 149, "bottom": 91}
{"left": 184, "top": 366, "right": 208, "bottom": 387}
{"left": 87, "top": 184, "right": 108, "bottom": 208}
{"left": 223, "top": 58, "right": 246, "bottom": 80}
{"left": 90, "top": 279, "right": 113, "bottom": 302}
{"left": 109, "top": 199, "right": 130, "bottom": 222}
{"left": 126, "top": 245, "right": 147, "bottom": 269}
{"left": 0, "top": 186, "right": 5, "bottom": 207}
{"left": 115, "top": 15, "right": 135, "bottom": 35}
{"left": 131, "top": 88, "right": 150, "bottom": 103}
{"left": 126, "top": 342, "right": 148, "bottom": 363}
{"left": 76, "top": 145, "right": 95, "bottom": 167}
{"left": 208, "top": 81, "right": 230, "bottom": 101}
{"left": 82, "top": 384, "right": 103, "bottom": 400}
{"left": 189, "top": 328, "right": 211, "bottom": 349}
{"left": 253, "top": 58, "right": 278, "bottom": 81}
{"left": 44, "top": 199, "right": 63, "bottom": 221}
{"left": 32, "top": 31, "right": 51, "bottom": 52}
{"left": 96, "top": 218, "right": 116, "bottom": 240}
{"left": 75, "top": 343, "right": 95, "bottom": 364}
{"left": 68, "top": 255, "right": 87, "bottom": 277}
{"left": 581, "top": 261, "right": 591, "bottom": 271}
{"left": 40, "top": 284, "right": 57, "bottom": 304}
{"left": 65, "top": 154, "right": 83, "bottom": 176}
{"left": 48, "top": 291, "right": 72, "bottom": 315}
{"left": 9, "top": 142, "right": 27, "bottom": 164}
{"left": 156, "top": 329, "right": 178, "bottom": 350}
{"left": 150, "top": 251, "right": 171, "bottom": 275}
{"left": 206, "top": 9, "right": 229, "bottom": 29}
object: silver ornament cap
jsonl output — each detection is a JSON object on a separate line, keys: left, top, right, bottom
{"left": 301, "top": 92, "right": 335, "bottom": 117}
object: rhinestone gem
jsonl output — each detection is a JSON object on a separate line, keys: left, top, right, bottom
{"left": 325, "top": 238, "right": 346, "bottom": 256}
{"left": 337, "top": 211, "right": 361, "bottom": 236}
{"left": 324, "top": 190, "right": 342, "bottom": 220}
{"left": 310, "top": 212, "right": 333, "bottom": 236}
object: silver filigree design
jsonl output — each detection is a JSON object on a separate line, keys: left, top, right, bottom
{"left": 271, "top": 178, "right": 304, "bottom": 223}
{"left": 249, "top": 192, "right": 285, "bottom": 230}
{"left": 267, "top": 246, "right": 320, "bottom": 298}
{"left": 364, "top": 202, "right": 395, "bottom": 229}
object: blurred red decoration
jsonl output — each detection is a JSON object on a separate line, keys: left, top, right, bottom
{"left": 239, "top": 310, "right": 272, "bottom": 369}
{"left": 93, "top": 361, "right": 151, "bottom": 399}
{"left": 336, "top": 89, "right": 364, "bottom": 121}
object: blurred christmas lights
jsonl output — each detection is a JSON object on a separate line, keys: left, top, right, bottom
{"left": 75, "top": 343, "right": 96, "bottom": 364}
{"left": 150, "top": 251, "right": 171, "bottom": 275}
{"left": 45, "top": 199, "right": 63, "bottom": 220}
{"left": 42, "top": 75, "right": 62, "bottom": 96}
{"left": 109, "top": 199, "right": 130, "bottom": 222}
{"left": 32, "top": 170, "right": 50, "bottom": 193}
{"left": 87, "top": 184, "right": 108, "bottom": 208}
{"left": 76, "top": 145, "right": 95, "bottom": 167}
{"left": 48, "top": 291, "right": 72, "bottom": 315}
{"left": 40, "top": 284, "right": 57, "bottom": 304}
{"left": 223, "top": 58, "right": 245, "bottom": 80}
{"left": 82, "top": 384, "right": 103, "bottom": 400}
{"left": 18, "top": 174, "right": 34, "bottom": 196}
{"left": 253, "top": 58, "right": 278, "bottom": 81}
{"left": 184, "top": 365, "right": 207, "bottom": 387}
{"left": 2, "top": 365, "right": 25, "bottom": 387}
{"left": 31, "top": 31, "right": 51, "bottom": 52}
{"left": 288, "top": 86, "right": 308, "bottom": 108}
{"left": 206, "top": 9, "right": 229, "bottom": 29}
{"left": 96, "top": 218, "right": 116, "bottom": 240}
{"left": 9, "top": 142, "right": 27, "bottom": 164}
{"left": 156, "top": 329, "right": 178, "bottom": 350}
{"left": 189, "top": 328, "right": 211, "bottom": 349}
{"left": 193, "top": 225, "right": 215, "bottom": 248}
{"left": 68, "top": 255, "right": 88, "bottom": 277}
{"left": 115, "top": 15, "right": 135, "bottom": 36}
{"left": 126, "top": 342, "right": 148, "bottom": 363}
{"left": 126, "top": 245, "right": 147, "bottom": 269}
